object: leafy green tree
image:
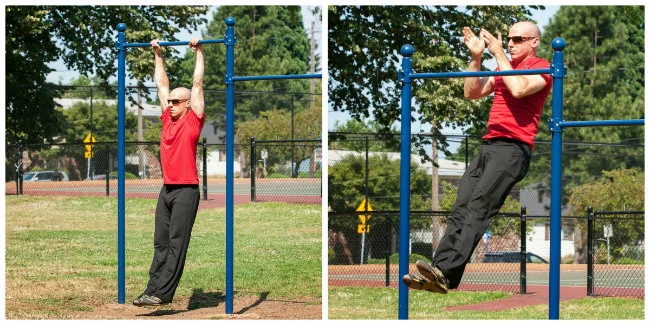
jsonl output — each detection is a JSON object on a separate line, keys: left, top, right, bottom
{"left": 236, "top": 107, "right": 321, "bottom": 176}
{"left": 328, "top": 5, "right": 542, "bottom": 155}
{"left": 6, "top": 6, "right": 208, "bottom": 144}
{"left": 178, "top": 6, "right": 319, "bottom": 136}
{"left": 568, "top": 169, "right": 644, "bottom": 263}
{"left": 531, "top": 6, "right": 645, "bottom": 191}
{"left": 5, "top": 6, "right": 209, "bottom": 180}
{"left": 328, "top": 120, "right": 400, "bottom": 152}
{"left": 328, "top": 153, "right": 431, "bottom": 229}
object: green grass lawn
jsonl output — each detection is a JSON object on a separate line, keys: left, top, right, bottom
{"left": 5, "top": 195, "right": 321, "bottom": 319}
{"left": 328, "top": 286, "right": 645, "bottom": 320}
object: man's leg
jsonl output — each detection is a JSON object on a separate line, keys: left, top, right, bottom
{"left": 437, "top": 142, "right": 530, "bottom": 288}
{"left": 144, "top": 185, "right": 171, "bottom": 298}
{"left": 149, "top": 185, "right": 200, "bottom": 302}
{"left": 432, "top": 150, "right": 483, "bottom": 267}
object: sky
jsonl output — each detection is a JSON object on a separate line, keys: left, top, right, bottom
{"left": 327, "top": 6, "right": 561, "bottom": 132}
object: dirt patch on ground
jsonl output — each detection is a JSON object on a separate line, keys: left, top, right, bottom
{"left": 7, "top": 296, "right": 321, "bottom": 320}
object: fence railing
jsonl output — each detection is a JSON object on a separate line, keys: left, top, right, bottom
{"left": 250, "top": 137, "right": 322, "bottom": 204}
{"left": 7, "top": 139, "right": 322, "bottom": 205}
{"left": 328, "top": 208, "right": 644, "bottom": 298}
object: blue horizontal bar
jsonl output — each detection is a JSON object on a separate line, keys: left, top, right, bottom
{"left": 560, "top": 119, "right": 644, "bottom": 128}
{"left": 411, "top": 68, "right": 550, "bottom": 79}
{"left": 233, "top": 73, "right": 322, "bottom": 82}
{"left": 123, "top": 39, "right": 226, "bottom": 48}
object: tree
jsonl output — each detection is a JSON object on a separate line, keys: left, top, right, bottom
{"left": 328, "top": 5, "right": 542, "bottom": 155}
{"left": 178, "top": 6, "right": 319, "bottom": 136}
{"left": 568, "top": 169, "right": 644, "bottom": 263}
{"left": 236, "top": 107, "right": 321, "bottom": 177}
{"left": 328, "top": 119, "right": 400, "bottom": 152}
{"left": 5, "top": 6, "right": 209, "bottom": 180}
{"left": 531, "top": 6, "right": 645, "bottom": 191}
{"left": 328, "top": 153, "right": 432, "bottom": 229}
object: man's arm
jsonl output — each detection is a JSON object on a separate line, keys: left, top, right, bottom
{"left": 151, "top": 39, "right": 170, "bottom": 111}
{"left": 189, "top": 38, "right": 205, "bottom": 118}
{"left": 481, "top": 29, "right": 547, "bottom": 98}
{"left": 462, "top": 27, "right": 494, "bottom": 100}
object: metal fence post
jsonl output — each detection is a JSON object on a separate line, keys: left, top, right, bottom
{"left": 105, "top": 142, "right": 110, "bottom": 197}
{"left": 385, "top": 213, "right": 390, "bottom": 287}
{"left": 16, "top": 140, "right": 23, "bottom": 195}
{"left": 250, "top": 137, "right": 256, "bottom": 202}
{"left": 520, "top": 206, "right": 527, "bottom": 294}
{"left": 587, "top": 206, "right": 594, "bottom": 296}
{"left": 202, "top": 137, "right": 208, "bottom": 200}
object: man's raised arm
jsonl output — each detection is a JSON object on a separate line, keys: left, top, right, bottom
{"left": 151, "top": 39, "right": 170, "bottom": 112}
{"left": 189, "top": 38, "right": 204, "bottom": 118}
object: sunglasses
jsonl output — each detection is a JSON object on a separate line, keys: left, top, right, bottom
{"left": 508, "top": 36, "right": 536, "bottom": 44}
{"left": 168, "top": 98, "right": 189, "bottom": 105}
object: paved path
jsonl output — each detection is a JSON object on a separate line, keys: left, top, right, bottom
{"left": 444, "top": 285, "right": 588, "bottom": 311}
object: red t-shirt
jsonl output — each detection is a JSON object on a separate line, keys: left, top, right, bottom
{"left": 160, "top": 107, "right": 205, "bottom": 184}
{"left": 483, "top": 56, "right": 552, "bottom": 149}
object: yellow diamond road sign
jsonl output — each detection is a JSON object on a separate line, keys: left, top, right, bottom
{"left": 84, "top": 133, "right": 96, "bottom": 152}
{"left": 356, "top": 199, "right": 373, "bottom": 224}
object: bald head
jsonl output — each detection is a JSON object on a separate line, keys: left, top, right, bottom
{"left": 509, "top": 21, "right": 541, "bottom": 38}
{"left": 170, "top": 87, "right": 191, "bottom": 100}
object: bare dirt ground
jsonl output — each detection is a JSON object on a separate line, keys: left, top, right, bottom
{"left": 7, "top": 296, "right": 322, "bottom": 320}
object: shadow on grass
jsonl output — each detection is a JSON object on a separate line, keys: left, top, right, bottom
{"left": 136, "top": 289, "right": 270, "bottom": 317}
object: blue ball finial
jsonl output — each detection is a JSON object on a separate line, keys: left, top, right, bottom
{"left": 551, "top": 37, "right": 565, "bottom": 51}
{"left": 400, "top": 44, "right": 414, "bottom": 57}
{"left": 225, "top": 17, "right": 236, "bottom": 26}
{"left": 117, "top": 23, "right": 126, "bottom": 32}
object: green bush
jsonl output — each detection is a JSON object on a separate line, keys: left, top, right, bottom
{"left": 613, "top": 257, "right": 644, "bottom": 265}
{"left": 328, "top": 248, "right": 336, "bottom": 264}
{"left": 109, "top": 171, "right": 138, "bottom": 179}
{"left": 367, "top": 253, "right": 431, "bottom": 265}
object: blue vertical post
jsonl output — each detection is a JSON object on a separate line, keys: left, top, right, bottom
{"left": 548, "top": 37, "right": 566, "bottom": 320}
{"left": 115, "top": 22, "right": 127, "bottom": 304}
{"left": 223, "top": 16, "right": 236, "bottom": 315}
{"left": 398, "top": 44, "right": 414, "bottom": 320}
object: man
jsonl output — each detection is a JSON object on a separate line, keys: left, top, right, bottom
{"left": 133, "top": 38, "right": 205, "bottom": 306}
{"left": 403, "top": 21, "right": 552, "bottom": 293}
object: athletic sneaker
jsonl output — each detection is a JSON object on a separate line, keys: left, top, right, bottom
{"left": 402, "top": 274, "right": 447, "bottom": 294}
{"left": 415, "top": 260, "right": 450, "bottom": 294}
{"left": 133, "top": 294, "right": 168, "bottom": 307}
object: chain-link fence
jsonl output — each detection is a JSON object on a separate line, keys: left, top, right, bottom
{"left": 249, "top": 138, "right": 322, "bottom": 204}
{"left": 589, "top": 210, "right": 645, "bottom": 298}
{"left": 328, "top": 209, "right": 644, "bottom": 297}
{"left": 6, "top": 139, "right": 322, "bottom": 205}
{"left": 328, "top": 132, "right": 644, "bottom": 215}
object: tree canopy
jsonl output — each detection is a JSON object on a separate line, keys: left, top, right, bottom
{"left": 328, "top": 5, "right": 542, "bottom": 149}
{"left": 5, "top": 6, "right": 209, "bottom": 146}
{"left": 177, "top": 6, "right": 320, "bottom": 135}
{"left": 533, "top": 6, "right": 645, "bottom": 188}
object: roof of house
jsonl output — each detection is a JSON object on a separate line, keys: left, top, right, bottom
{"left": 328, "top": 149, "right": 466, "bottom": 176}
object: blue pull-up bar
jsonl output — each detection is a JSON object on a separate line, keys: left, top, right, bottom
{"left": 123, "top": 39, "right": 227, "bottom": 48}
{"left": 399, "top": 37, "right": 644, "bottom": 320}
{"left": 115, "top": 16, "right": 321, "bottom": 315}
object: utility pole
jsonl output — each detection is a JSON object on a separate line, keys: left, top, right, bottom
{"left": 137, "top": 85, "right": 145, "bottom": 179}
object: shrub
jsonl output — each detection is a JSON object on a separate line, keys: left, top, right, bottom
{"left": 367, "top": 253, "right": 431, "bottom": 265}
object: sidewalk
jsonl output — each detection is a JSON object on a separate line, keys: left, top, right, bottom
{"left": 444, "top": 285, "right": 588, "bottom": 311}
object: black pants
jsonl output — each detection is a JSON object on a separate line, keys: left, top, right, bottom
{"left": 431, "top": 139, "right": 531, "bottom": 289}
{"left": 144, "top": 184, "right": 200, "bottom": 302}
